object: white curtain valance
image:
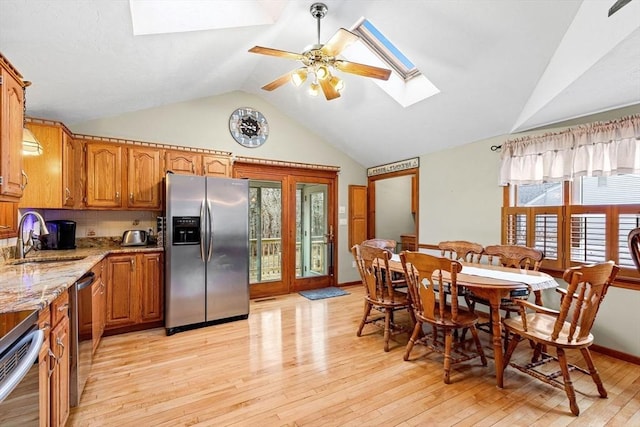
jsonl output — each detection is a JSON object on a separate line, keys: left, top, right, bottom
{"left": 499, "top": 114, "right": 640, "bottom": 186}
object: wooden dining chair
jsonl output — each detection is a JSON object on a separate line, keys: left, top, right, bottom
{"left": 467, "top": 245, "right": 544, "bottom": 335}
{"left": 628, "top": 227, "right": 640, "bottom": 273}
{"left": 438, "top": 240, "right": 484, "bottom": 263}
{"left": 362, "top": 238, "right": 406, "bottom": 287}
{"left": 400, "top": 251, "right": 487, "bottom": 384}
{"left": 503, "top": 261, "right": 619, "bottom": 416}
{"left": 361, "top": 238, "right": 398, "bottom": 253}
{"left": 351, "top": 244, "right": 413, "bottom": 352}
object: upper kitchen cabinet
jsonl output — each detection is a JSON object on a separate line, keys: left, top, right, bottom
{"left": 127, "top": 146, "right": 161, "bottom": 209}
{"left": 82, "top": 139, "right": 162, "bottom": 210}
{"left": 0, "top": 201, "right": 18, "bottom": 238}
{"left": 84, "top": 141, "right": 123, "bottom": 208}
{"left": 20, "top": 119, "right": 80, "bottom": 209}
{"left": 165, "top": 150, "right": 231, "bottom": 177}
{"left": 0, "top": 54, "right": 26, "bottom": 201}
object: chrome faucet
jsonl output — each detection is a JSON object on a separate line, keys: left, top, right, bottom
{"left": 16, "top": 211, "right": 50, "bottom": 259}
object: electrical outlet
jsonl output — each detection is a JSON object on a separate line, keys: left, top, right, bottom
{"left": 352, "top": 260, "right": 356, "bottom": 268}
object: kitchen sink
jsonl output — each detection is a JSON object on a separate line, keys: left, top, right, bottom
{"left": 10, "top": 255, "right": 87, "bottom": 265}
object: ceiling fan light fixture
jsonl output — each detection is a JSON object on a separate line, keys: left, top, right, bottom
{"left": 329, "top": 75, "right": 344, "bottom": 92}
{"left": 291, "top": 68, "right": 307, "bottom": 87}
{"left": 316, "top": 64, "right": 330, "bottom": 80}
{"left": 308, "top": 82, "right": 320, "bottom": 97}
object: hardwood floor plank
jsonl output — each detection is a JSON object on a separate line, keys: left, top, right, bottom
{"left": 69, "top": 287, "right": 639, "bottom": 426}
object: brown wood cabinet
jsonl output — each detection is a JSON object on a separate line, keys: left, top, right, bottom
{"left": 0, "top": 54, "right": 25, "bottom": 201}
{"left": 84, "top": 142, "right": 122, "bottom": 208}
{"left": 84, "top": 141, "right": 162, "bottom": 209}
{"left": 127, "top": 146, "right": 162, "bottom": 209}
{"left": 50, "top": 291, "right": 70, "bottom": 427}
{"left": 401, "top": 234, "right": 417, "bottom": 251}
{"left": 165, "top": 150, "right": 231, "bottom": 177}
{"left": 91, "top": 261, "right": 105, "bottom": 354}
{"left": 0, "top": 201, "right": 17, "bottom": 239}
{"left": 37, "top": 306, "right": 51, "bottom": 427}
{"left": 105, "top": 251, "right": 163, "bottom": 332}
{"left": 20, "top": 120, "right": 80, "bottom": 208}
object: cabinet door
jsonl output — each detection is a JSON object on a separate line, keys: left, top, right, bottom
{"left": 0, "top": 65, "right": 24, "bottom": 200}
{"left": 139, "top": 252, "right": 164, "bottom": 323}
{"left": 127, "top": 147, "right": 161, "bottom": 209}
{"left": 38, "top": 338, "right": 50, "bottom": 427}
{"left": 85, "top": 142, "right": 122, "bottom": 208}
{"left": 202, "top": 154, "right": 231, "bottom": 177}
{"left": 0, "top": 201, "right": 17, "bottom": 238}
{"left": 105, "top": 254, "right": 137, "bottom": 328}
{"left": 20, "top": 122, "right": 63, "bottom": 208}
{"left": 50, "top": 316, "right": 69, "bottom": 427}
{"left": 165, "top": 151, "right": 200, "bottom": 175}
{"left": 62, "top": 132, "right": 77, "bottom": 207}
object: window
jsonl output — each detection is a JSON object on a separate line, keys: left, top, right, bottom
{"left": 346, "top": 18, "right": 440, "bottom": 107}
{"left": 503, "top": 174, "right": 640, "bottom": 284}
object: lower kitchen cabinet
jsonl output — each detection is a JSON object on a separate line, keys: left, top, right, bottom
{"left": 105, "top": 251, "right": 164, "bottom": 332}
{"left": 49, "top": 291, "right": 70, "bottom": 427}
{"left": 92, "top": 264, "right": 106, "bottom": 354}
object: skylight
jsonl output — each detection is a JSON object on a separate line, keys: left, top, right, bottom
{"left": 346, "top": 18, "right": 439, "bottom": 107}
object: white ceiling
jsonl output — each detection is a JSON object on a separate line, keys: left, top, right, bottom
{"left": 1, "top": 0, "right": 639, "bottom": 168}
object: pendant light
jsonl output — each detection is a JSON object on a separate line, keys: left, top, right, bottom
{"left": 22, "top": 81, "right": 43, "bottom": 156}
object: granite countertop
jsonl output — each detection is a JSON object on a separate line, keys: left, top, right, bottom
{"left": 0, "top": 245, "right": 163, "bottom": 314}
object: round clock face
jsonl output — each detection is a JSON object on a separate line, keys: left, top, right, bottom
{"left": 229, "top": 108, "right": 269, "bottom": 148}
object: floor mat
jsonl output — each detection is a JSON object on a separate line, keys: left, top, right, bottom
{"left": 298, "top": 287, "right": 350, "bottom": 300}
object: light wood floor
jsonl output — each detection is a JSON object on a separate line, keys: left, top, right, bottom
{"left": 70, "top": 286, "right": 640, "bottom": 426}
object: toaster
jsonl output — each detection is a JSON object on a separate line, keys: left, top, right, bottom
{"left": 121, "top": 230, "right": 148, "bottom": 246}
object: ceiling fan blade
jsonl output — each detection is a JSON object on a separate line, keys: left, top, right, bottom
{"left": 261, "top": 71, "right": 293, "bottom": 91}
{"left": 321, "top": 28, "right": 359, "bottom": 57}
{"left": 249, "top": 46, "right": 305, "bottom": 61}
{"left": 608, "top": 0, "right": 633, "bottom": 16}
{"left": 319, "top": 78, "right": 341, "bottom": 101}
{"left": 334, "top": 60, "right": 392, "bottom": 81}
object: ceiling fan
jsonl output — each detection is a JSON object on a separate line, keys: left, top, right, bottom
{"left": 608, "top": 0, "right": 633, "bottom": 16}
{"left": 248, "top": 2, "right": 392, "bottom": 100}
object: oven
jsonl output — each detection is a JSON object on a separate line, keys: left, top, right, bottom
{"left": 0, "top": 309, "right": 44, "bottom": 426}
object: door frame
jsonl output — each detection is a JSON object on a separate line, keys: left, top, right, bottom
{"left": 234, "top": 160, "right": 338, "bottom": 298}
{"left": 367, "top": 167, "right": 419, "bottom": 244}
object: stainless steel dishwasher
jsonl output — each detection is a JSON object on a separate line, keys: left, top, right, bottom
{"left": 69, "top": 271, "right": 96, "bottom": 407}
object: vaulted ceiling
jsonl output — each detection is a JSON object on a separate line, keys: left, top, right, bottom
{"left": 1, "top": 0, "right": 639, "bottom": 167}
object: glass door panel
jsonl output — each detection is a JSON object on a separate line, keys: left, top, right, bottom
{"left": 249, "top": 181, "right": 282, "bottom": 284}
{"left": 296, "top": 183, "right": 328, "bottom": 278}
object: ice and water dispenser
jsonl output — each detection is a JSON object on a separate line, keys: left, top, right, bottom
{"left": 172, "top": 217, "right": 200, "bottom": 245}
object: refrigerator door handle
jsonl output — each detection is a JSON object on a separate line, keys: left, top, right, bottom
{"left": 206, "top": 200, "right": 214, "bottom": 262}
{"left": 199, "top": 200, "right": 206, "bottom": 262}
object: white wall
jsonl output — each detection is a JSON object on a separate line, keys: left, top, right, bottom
{"left": 375, "top": 175, "right": 414, "bottom": 246}
{"left": 70, "top": 90, "right": 367, "bottom": 284}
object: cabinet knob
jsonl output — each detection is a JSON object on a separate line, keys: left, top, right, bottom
{"left": 21, "top": 170, "right": 28, "bottom": 190}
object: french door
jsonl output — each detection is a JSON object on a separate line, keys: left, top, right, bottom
{"left": 234, "top": 161, "right": 337, "bottom": 299}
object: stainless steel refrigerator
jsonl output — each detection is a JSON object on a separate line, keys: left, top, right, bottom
{"left": 165, "top": 173, "right": 249, "bottom": 335}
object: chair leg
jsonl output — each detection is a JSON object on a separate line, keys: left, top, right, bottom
{"left": 581, "top": 348, "right": 607, "bottom": 398}
{"left": 503, "top": 332, "right": 521, "bottom": 369}
{"left": 383, "top": 308, "right": 392, "bottom": 352}
{"left": 469, "top": 325, "right": 487, "bottom": 366}
{"left": 557, "top": 348, "right": 580, "bottom": 416}
{"left": 357, "top": 301, "right": 372, "bottom": 337}
{"left": 443, "top": 329, "right": 454, "bottom": 384}
{"left": 404, "top": 321, "right": 423, "bottom": 361}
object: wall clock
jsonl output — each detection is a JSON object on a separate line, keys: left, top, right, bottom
{"left": 229, "top": 107, "right": 269, "bottom": 148}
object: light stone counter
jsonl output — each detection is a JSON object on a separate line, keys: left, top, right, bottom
{"left": 0, "top": 246, "right": 163, "bottom": 313}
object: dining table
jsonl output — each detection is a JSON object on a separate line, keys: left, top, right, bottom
{"left": 387, "top": 253, "right": 559, "bottom": 388}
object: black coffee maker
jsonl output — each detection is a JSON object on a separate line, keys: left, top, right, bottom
{"left": 43, "top": 220, "right": 76, "bottom": 249}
